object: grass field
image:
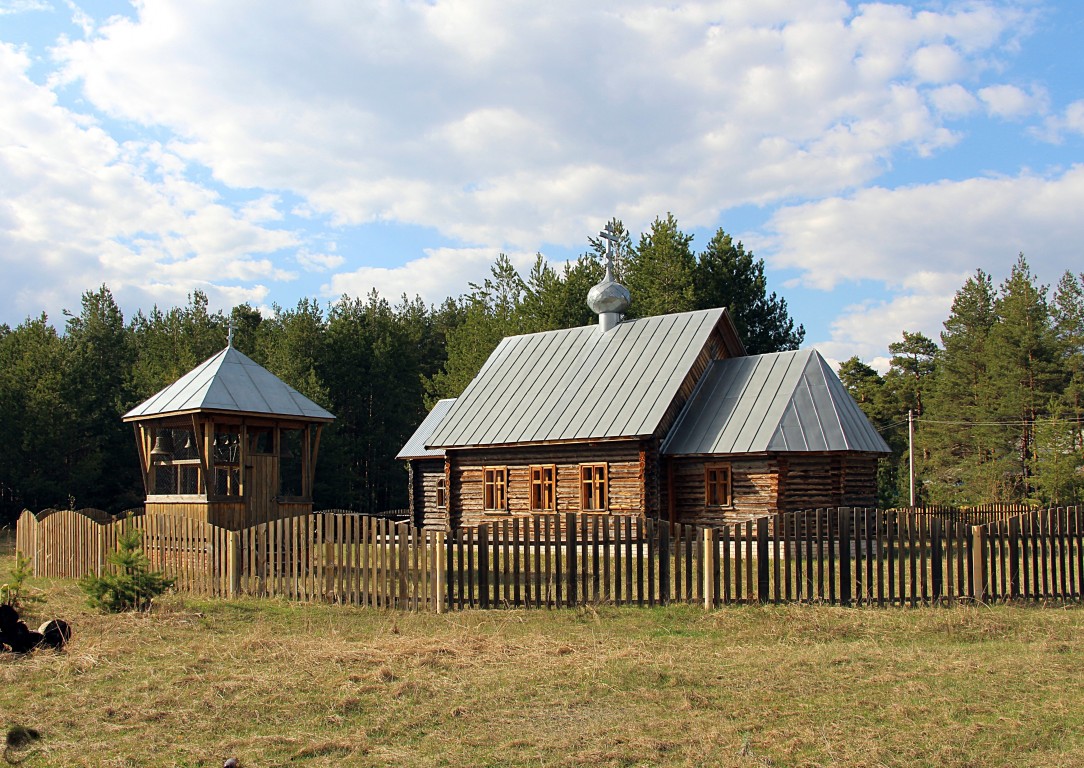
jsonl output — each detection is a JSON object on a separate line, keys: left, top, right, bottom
{"left": 2, "top": 533, "right": 1083, "bottom": 768}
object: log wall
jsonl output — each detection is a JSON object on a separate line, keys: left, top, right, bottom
{"left": 670, "top": 452, "right": 882, "bottom": 526}
{"left": 410, "top": 459, "right": 449, "bottom": 531}
{"left": 671, "top": 456, "right": 781, "bottom": 527}
{"left": 776, "top": 453, "right": 880, "bottom": 511}
{"left": 449, "top": 440, "right": 645, "bottom": 528}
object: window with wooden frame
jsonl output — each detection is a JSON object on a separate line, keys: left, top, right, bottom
{"left": 436, "top": 477, "right": 447, "bottom": 508}
{"left": 579, "top": 463, "right": 607, "bottom": 511}
{"left": 529, "top": 465, "right": 556, "bottom": 511}
{"left": 483, "top": 466, "right": 507, "bottom": 511}
{"left": 705, "top": 464, "right": 732, "bottom": 507}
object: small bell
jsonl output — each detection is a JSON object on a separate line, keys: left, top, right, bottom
{"left": 150, "top": 431, "right": 174, "bottom": 460}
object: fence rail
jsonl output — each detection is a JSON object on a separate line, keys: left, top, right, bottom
{"left": 13, "top": 506, "right": 1083, "bottom": 610}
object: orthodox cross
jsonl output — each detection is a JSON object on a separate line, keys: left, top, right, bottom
{"left": 599, "top": 222, "right": 620, "bottom": 275}
{"left": 227, "top": 317, "right": 235, "bottom": 348}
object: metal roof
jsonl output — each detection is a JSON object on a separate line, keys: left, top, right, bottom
{"left": 122, "top": 346, "right": 335, "bottom": 422}
{"left": 427, "top": 308, "right": 734, "bottom": 448}
{"left": 396, "top": 398, "right": 456, "bottom": 460}
{"left": 661, "top": 349, "right": 891, "bottom": 455}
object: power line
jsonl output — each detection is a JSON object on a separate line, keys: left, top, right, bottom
{"left": 916, "top": 417, "right": 1084, "bottom": 427}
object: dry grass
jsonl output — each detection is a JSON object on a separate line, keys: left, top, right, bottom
{"left": 1, "top": 548, "right": 1083, "bottom": 767}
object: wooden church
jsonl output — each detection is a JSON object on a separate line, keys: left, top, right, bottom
{"left": 399, "top": 226, "right": 890, "bottom": 531}
{"left": 123, "top": 338, "right": 335, "bottom": 529}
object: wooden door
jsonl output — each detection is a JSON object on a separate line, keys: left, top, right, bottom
{"left": 248, "top": 454, "right": 279, "bottom": 524}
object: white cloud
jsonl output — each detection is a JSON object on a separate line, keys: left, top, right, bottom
{"left": 0, "top": 42, "right": 300, "bottom": 322}
{"left": 928, "top": 84, "right": 980, "bottom": 119}
{"left": 768, "top": 166, "right": 1084, "bottom": 368}
{"left": 296, "top": 249, "right": 345, "bottom": 273}
{"left": 910, "top": 44, "right": 964, "bottom": 83}
{"left": 811, "top": 290, "right": 960, "bottom": 373}
{"left": 767, "top": 166, "right": 1084, "bottom": 291}
{"left": 324, "top": 246, "right": 542, "bottom": 306}
{"left": 978, "top": 83, "right": 1047, "bottom": 119}
{"left": 0, "top": 0, "right": 1065, "bottom": 366}
{"left": 0, "top": 0, "right": 51, "bottom": 15}
{"left": 1035, "top": 99, "right": 1084, "bottom": 143}
{"left": 49, "top": 0, "right": 1033, "bottom": 250}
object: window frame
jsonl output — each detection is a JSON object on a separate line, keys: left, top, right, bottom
{"left": 483, "top": 466, "right": 508, "bottom": 512}
{"left": 529, "top": 464, "right": 557, "bottom": 512}
{"left": 704, "top": 463, "right": 733, "bottom": 507}
{"left": 435, "top": 477, "right": 447, "bottom": 509}
{"left": 579, "top": 463, "right": 608, "bottom": 512}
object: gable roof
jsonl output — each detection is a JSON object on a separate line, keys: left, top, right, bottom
{"left": 427, "top": 308, "right": 744, "bottom": 448}
{"left": 122, "top": 346, "right": 335, "bottom": 422}
{"left": 661, "top": 348, "right": 890, "bottom": 455}
{"left": 396, "top": 398, "right": 456, "bottom": 460}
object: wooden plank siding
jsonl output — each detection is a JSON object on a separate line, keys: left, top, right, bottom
{"left": 144, "top": 498, "right": 312, "bottom": 530}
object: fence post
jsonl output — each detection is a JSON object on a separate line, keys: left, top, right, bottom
{"left": 228, "top": 530, "right": 241, "bottom": 598}
{"left": 931, "top": 518, "right": 943, "bottom": 602}
{"left": 972, "top": 526, "right": 988, "bottom": 604}
{"left": 478, "top": 525, "right": 489, "bottom": 610}
{"left": 434, "top": 530, "right": 446, "bottom": 614}
{"left": 566, "top": 512, "right": 577, "bottom": 607}
{"left": 757, "top": 517, "right": 770, "bottom": 604}
{"left": 658, "top": 520, "right": 670, "bottom": 606}
{"left": 839, "top": 509, "right": 851, "bottom": 606}
{"left": 1008, "top": 517, "right": 1020, "bottom": 599}
{"left": 703, "top": 527, "right": 715, "bottom": 610}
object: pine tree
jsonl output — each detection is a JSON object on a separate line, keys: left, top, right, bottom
{"left": 63, "top": 286, "right": 141, "bottom": 510}
{"left": 922, "top": 270, "right": 998, "bottom": 503}
{"left": 886, "top": 331, "right": 938, "bottom": 416}
{"left": 838, "top": 357, "right": 902, "bottom": 506}
{"left": 624, "top": 213, "right": 697, "bottom": 318}
{"left": 986, "top": 256, "right": 1063, "bottom": 500}
{"left": 694, "top": 229, "right": 804, "bottom": 353}
{"left": 1052, "top": 271, "right": 1084, "bottom": 454}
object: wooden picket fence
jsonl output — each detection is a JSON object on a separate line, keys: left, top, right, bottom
{"left": 13, "top": 505, "right": 1084, "bottom": 610}
{"left": 15, "top": 509, "right": 445, "bottom": 610}
{"left": 442, "top": 507, "right": 1082, "bottom": 608}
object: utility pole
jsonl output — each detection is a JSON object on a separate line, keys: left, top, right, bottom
{"left": 908, "top": 409, "right": 915, "bottom": 507}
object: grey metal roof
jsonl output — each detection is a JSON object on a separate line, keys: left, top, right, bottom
{"left": 122, "top": 346, "right": 335, "bottom": 422}
{"left": 427, "top": 308, "right": 733, "bottom": 448}
{"left": 396, "top": 398, "right": 456, "bottom": 460}
{"left": 661, "top": 349, "right": 891, "bottom": 455}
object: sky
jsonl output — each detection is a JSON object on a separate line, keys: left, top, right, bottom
{"left": 2, "top": 0, "right": 1083, "bottom": 371}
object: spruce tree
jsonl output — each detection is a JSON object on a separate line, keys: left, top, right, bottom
{"left": 80, "top": 524, "right": 173, "bottom": 612}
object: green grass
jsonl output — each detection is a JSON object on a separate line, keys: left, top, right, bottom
{"left": 2, "top": 550, "right": 1083, "bottom": 767}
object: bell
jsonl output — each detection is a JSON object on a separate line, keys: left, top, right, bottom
{"left": 182, "top": 433, "right": 195, "bottom": 452}
{"left": 149, "top": 431, "right": 174, "bottom": 459}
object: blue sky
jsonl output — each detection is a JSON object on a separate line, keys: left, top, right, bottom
{"left": 2, "top": 0, "right": 1083, "bottom": 370}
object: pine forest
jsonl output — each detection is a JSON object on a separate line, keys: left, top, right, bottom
{"left": 1, "top": 215, "right": 1081, "bottom": 525}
